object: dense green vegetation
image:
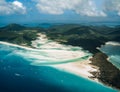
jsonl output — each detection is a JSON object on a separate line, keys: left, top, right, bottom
{"left": 0, "top": 23, "right": 120, "bottom": 89}
{"left": 0, "top": 23, "right": 120, "bottom": 52}
{"left": 0, "top": 24, "right": 45, "bottom": 46}
{"left": 46, "top": 25, "right": 120, "bottom": 53}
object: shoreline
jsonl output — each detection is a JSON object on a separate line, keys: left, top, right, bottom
{"left": 51, "top": 58, "right": 99, "bottom": 81}
{"left": 0, "top": 41, "right": 97, "bottom": 80}
{"left": 90, "top": 52, "right": 120, "bottom": 90}
{"left": 0, "top": 41, "right": 35, "bottom": 51}
{"left": 31, "top": 33, "right": 99, "bottom": 81}
{"left": 0, "top": 23, "right": 120, "bottom": 92}
{"left": 0, "top": 39, "right": 119, "bottom": 91}
{"left": 0, "top": 41, "right": 90, "bottom": 62}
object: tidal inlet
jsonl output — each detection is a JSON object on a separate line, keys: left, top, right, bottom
{"left": 0, "top": 0, "right": 120, "bottom": 92}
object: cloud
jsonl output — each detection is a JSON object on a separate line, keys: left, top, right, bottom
{"left": 0, "top": 0, "right": 26, "bottom": 15}
{"left": 104, "top": 0, "right": 120, "bottom": 16}
{"left": 33, "top": 0, "right": 106, "bottom": 17}
{"left": 34, "top": 0, "right": 76, "bottom": 15}
{"left": 1, "top": 0, "right": 120, "bottom": 17}
{"left": 73, "top": 0, "right": 106, "bottom": 17}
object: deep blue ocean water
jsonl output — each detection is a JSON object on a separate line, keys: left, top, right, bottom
{"left": 0, "top": 43, "right": 118, "bottom": 92}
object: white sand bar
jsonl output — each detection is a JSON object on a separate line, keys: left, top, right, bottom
{"left": 51, "top": 58, "right": 99, "bottom": 81}
{"left": 0, "top": 33, "right": 98, "bottom": 81}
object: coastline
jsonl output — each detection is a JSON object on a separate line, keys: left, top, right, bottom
{"left": 51, "top": 58, "right": 99, "bottom": 81}
{"left": 90, "top": 52, "right": 120, "bottom": 90}
{"left": 98, "top": 41, "right": 120, "bottom": 70}
{"left": 0, "top": 36, "right": 120, "bottom": 91}
{"left": 0, "top": 40, "right": 97, "bottom": 81}
{"left": 0, "top": 23, "right": 120, "bottom": 92}
{"left": 31, "top": 33, "right": 100, "bottom": 80}
{"left": 0, "top": 41, "right": 106, "bottom": 84}
{"left": 0, "top": 41, "right": 34, "bottom": 51}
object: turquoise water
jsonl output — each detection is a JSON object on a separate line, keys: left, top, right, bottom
{"left": 0, "top": 43, "right": 118, "bottom": 92}
{"left": 99, "top": 42, "right": 120, "bottom": 69}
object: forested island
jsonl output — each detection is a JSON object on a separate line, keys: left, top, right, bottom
{"left": 0, "top": 23, "right": 120, "bottom": 90}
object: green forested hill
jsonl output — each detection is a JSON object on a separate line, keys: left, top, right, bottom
{"left": 0, "top": 24, "right": 120, "bottom": 53}
{"left": 0, "top": 24, "right": 120, "bottom": 89}
{"left": 46, "top": 25, "right": 120, "bottom": 53}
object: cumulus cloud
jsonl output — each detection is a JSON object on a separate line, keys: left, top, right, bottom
{"left": 34, "top": 0, "right": 77, "bottom": 15}
{"left": 104, "top": 0, "right": 120, "bottom": 16}
{"left": 0, "top": 0, "right": 26, "bottom": 15}
{"left": 1, "top": 0, "right": 119, "bottom": 17}
{"left": 73, "top": 0, "right": 106, "bottom": 17}
{"left": 33, "top": 0, "right": 106, "bottom": 17}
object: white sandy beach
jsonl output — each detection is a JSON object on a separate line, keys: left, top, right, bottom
{"left": 51, "top": 58, "right": 99, "bottom": 81}
{"left": 0, "top": 41, "right": 88, "bottom": 62}
{"left": 0, "top": 41, "right": 35, "bottom": 51}
{"left": 31, "top": 33, "right": 98, "bottom": 80}
{"left": 0, "top": 33, "right": 98, "bottom": 82}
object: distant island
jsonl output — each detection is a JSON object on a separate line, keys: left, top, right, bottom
{"left": 0, "top": 23, "right": 120, "bottom": 90}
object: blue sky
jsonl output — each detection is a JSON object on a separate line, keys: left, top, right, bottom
{"left": 0, "top": 0, "right": 120, "bottom": 24}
